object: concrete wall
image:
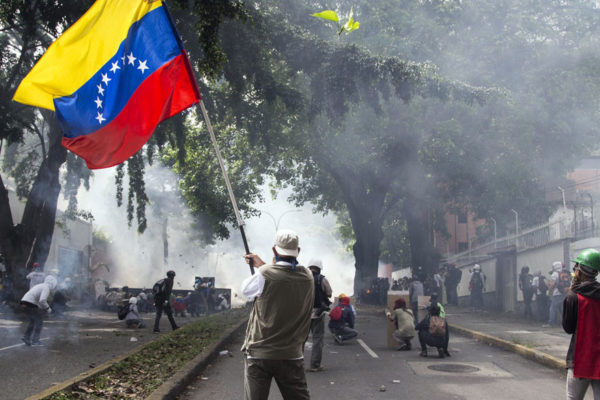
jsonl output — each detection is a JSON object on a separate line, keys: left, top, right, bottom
{"left": 515, "top": 241, "right": 565, "bottom": 302}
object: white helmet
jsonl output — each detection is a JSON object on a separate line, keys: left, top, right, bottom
{"left": 129, "top": 297, "right": 137, "bottom": 305}
{"left": 552, "top": 261, "right": 562, "bottom": 272}
{"left": 307, "top": 258, "right": 323, "bottom": 271}
{"left": 473, "top": 264, "right": 481, "bottom": 271}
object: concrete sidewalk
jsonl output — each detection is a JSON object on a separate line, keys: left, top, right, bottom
{"left": 445, "top": 306, "right": 569, "bottom": 370}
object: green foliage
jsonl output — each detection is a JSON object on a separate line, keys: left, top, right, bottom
{"left": 312, "top": 8, "right": 360, "bottom": 35}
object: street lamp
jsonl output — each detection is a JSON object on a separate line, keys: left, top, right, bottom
{"left": 262, "top": 209, "right": 302, "bottom": 232}
{"left": 511, "top": 209, "right": 519, "bottom": 246}
{"left": 490, "top": 217, "right": 497, "bottom": 248}
{"left": 557, "top": 186, "right": 567, "bottom": 209}
{"left": 586, "top": 193, "right": 594, "bottom": 235}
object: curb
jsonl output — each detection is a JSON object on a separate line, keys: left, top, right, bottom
{"left": 449, "top": 324, "right": 566, "bottom": 371}
{"left": 25, "top": 339, "right": 154, "bottom": 400}
{"left": 145, "top": 318, "right": 248, "bottom": 400}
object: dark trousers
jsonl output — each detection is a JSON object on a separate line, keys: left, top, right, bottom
{"left": 154, "top": 302, "right": 178, "bottom": 331}
{"left": 536, "top": 294, "right": 548, "bottom": 322}
{"left": 470, "top": 290, "right": 484, "bottom": 308}
{"left": 418, "top": 329, "right": 449, "bottom": 351}
{"left": 309, "top": 316, "right": 325, "bottom": 368}
{"left": 244, "top": 358, "right": 310, "bottom": 400}
{"left": 523, "top": 292, "right": 534, "bottom": 319}
{"left": 446, "top": 285, "right": 458, "bottom": 305}
{"left": 22, "top": 303, "right": 43, "bottom": 342}
{"left": 330, "top": 326, "right": 357, "bottom": 342}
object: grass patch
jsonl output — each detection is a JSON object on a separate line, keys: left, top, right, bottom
{"left": 46, "top": 308, "right": 248, "bottom": 399}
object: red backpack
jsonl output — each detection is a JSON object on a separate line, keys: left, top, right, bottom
{"left": 329, "top": 305, "right": 343, "bottom": 321}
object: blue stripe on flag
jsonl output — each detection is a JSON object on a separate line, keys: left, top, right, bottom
{"left": 54, "top": 6, "right": 182, "bottom": 138}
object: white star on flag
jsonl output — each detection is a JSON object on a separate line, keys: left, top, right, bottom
{"left": 94, "top": 97, "right": 103, "bottom": 108}
{"left": 127, "top": 52, "right": 136, "bottom": 65}
{"left": 101, "top": 73, "right": 111, "bottom": 85}
{"left": 110, "top": 61, "right": 121, "bottom": 73}
{"left": 97, "top": 84, "right": 105, "bottom": 96}
{"left": 138, "top": 60, "right": 149, "bottom": 74}
{"left": 96, "top": 112, "right": 106, "bottom": 124}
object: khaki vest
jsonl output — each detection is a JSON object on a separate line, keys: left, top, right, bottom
{"left": 242, "top": 263, "right": 314, "bottom": 359}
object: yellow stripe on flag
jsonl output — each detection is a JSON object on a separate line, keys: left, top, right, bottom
{"left": 13, "top": 0, "right": 162, "bottom": 111}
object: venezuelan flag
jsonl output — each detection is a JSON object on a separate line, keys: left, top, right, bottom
{"left": 13, "top": 0, "right": 200, "bottom": 169}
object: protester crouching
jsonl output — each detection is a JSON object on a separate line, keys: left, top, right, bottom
{"left": 416, "top": 304, "right": 450, "bottom": 358}
{"left": 125, "top": 297, "right": 146, "bottom": 328}
{"left": 328, "top": 295, "right": 358, "bottom": 344}
{"left": 386, "top": 298, "right": 415, "bottom": 351}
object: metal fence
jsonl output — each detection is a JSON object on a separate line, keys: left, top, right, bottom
{"left": 443, "top": 217, "right": 598, "bottom": 266}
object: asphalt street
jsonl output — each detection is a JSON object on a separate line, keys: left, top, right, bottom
{"left": 178, "top": 311, "right": 584, "bottom": 400}
{"left": 0, "top": 307, "right": 190, "bottom": 400}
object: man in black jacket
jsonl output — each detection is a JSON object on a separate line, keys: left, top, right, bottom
{"left": 562, "top": 249, "right": 600, "bottom": 399}
{"left": 153, "top": 270, "right": 179, "bottom": 333}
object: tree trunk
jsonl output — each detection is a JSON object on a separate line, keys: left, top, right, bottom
{"left": 0, "top": 174, "right": 15, "bottom": 274}
{"left": 10, "top": 112, "right": 66, "bottom": 294}
{"left": 348, "top": 203, "right": 384, "bottom": 300}
{"left": 404, "top": 196, "right": 440, "bottom": 278}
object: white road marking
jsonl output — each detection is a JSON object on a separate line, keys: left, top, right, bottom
{"left": 357, "top": 339, "right": 379, "bottom": 358}
{"left": 0, "top": 337, "right": 50, "bottom": 352}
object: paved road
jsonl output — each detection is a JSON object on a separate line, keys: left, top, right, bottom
{"left": 0, "top": 307, "right": 192, "bottom": 400}
{"left": 178, "top": 311, "right": 586, "bottom": 400}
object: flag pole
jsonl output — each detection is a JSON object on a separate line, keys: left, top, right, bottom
{"left": 198, "top": 100, "right": 254, "bottom": 275}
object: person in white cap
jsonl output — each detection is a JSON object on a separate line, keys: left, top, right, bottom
{"left": 306, "top": 258, "right": 332, "bottom": 372}
{"left": 125, "top": 296, "right": 146, "bottom": 328}
{"left": 241, "top": 229, "right": 314, "bottom": 400}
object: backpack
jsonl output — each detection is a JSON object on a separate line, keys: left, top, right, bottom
{"left": 313, "top": 275, "right": 332, "bottom": 309}
{"left": 117, "top": 303, "right": 129, "bottom": 320}
{"left": 557, "top": 271, "right": 571, "bottom": 294}
{"left": 429, "top": 315, "right": 446, "bottom": 337}
{"left": 329, "top": 305, "right": 343, "bottom": 321}
{"left": 152, "top": 279, "right": 165, "bottom": 300}
{"left": 521, "top": 274, "right": 533, "bottom": 292}
{"left": 471, "top": 272, "right": 483, "bottom": 291}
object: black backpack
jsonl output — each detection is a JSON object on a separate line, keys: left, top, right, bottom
{"left": 471, "top": 272, "right": 483, "bottom": 290}
{"left": 153, "top": 279, "right": 165, "bottom": 300}
{"left": 538, "top": 276, "right": 548, "bottom": 294}
{"left": 117, "top": 303, "right": 129, "bottom": 320}
{"left": 313, "top": 274, "right": 332, "bottom": 310}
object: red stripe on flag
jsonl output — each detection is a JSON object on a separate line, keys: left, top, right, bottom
{"left": 62, "top": 52, "right": 199, "bottom": 169}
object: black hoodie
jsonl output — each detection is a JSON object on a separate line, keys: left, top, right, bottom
{"left": 562, "top": 280, "right": 600, "bottom": 368}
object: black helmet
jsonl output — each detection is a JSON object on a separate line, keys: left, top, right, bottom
{"left": 167, "top": 270, "right": 176, "bottom": 278}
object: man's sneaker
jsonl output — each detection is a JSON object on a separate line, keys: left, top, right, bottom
{"left": 437, "top": 348, "right": 445, "bottom": 358}
{"left": 334, "top": 335, "right": 343, "bottom": 344}
{"left": 419, "top": 350, "right": 427, "bottom": 357}
{"left": 31, "top": 341, "right": 44, "bottom": 346}
{"left": 21, "top": 337, "right": 31, "bottom": 346}
{"left": 307, "top": 366, "right": 324, "bottom": 372}
{"left": 153, "top": 328, "right": 160, "bottom": 333}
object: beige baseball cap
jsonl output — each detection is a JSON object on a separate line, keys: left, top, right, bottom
{"left": 274, "top": 229, "right": 299, "bottom": 257}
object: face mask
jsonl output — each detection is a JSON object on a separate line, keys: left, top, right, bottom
{"left": 275, "top": 255, "right": 298, "bottom": 270}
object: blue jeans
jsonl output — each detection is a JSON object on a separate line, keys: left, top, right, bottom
{"left": 548, "top": 294, "right": 565, "bottom": 326}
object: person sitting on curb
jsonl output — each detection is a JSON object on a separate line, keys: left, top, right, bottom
{"left": 562, "top": 248, "right": 600, "bottom": 400}
{"left": 415, "top": 304, "right": 450, "bottom": 358}
{"left": 386, "top": 297, "right": 415, "bottom": 351}
{"left": 328, "top": 295, "right": 357, "bottom": 344}
{"left": 125, "top": 297, "right": 146, "bottom": 328}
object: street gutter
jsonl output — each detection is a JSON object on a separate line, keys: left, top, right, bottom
{"left": 449, "top": 324, "right": 566, "bottom": 371}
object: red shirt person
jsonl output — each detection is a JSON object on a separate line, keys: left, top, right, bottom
{"left": 562, "top": 249, "right": 600, "bottom": 399}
